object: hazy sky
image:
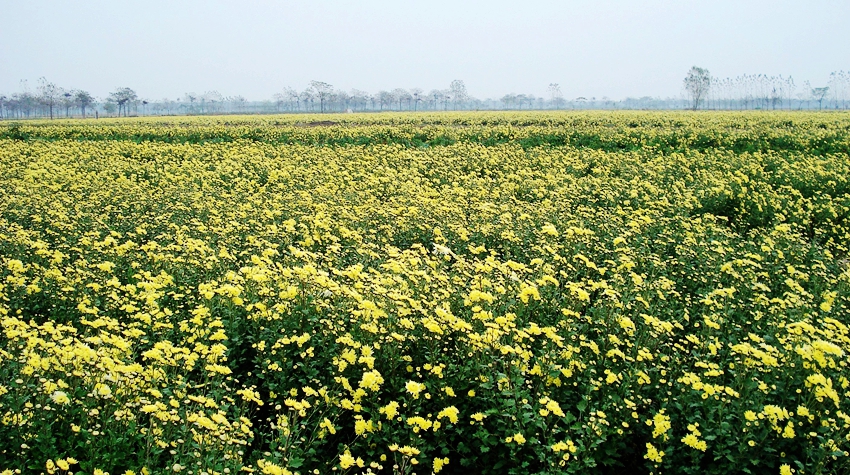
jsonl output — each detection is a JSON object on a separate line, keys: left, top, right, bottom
{"left": 1, "top": 0, "right": 847, "bottom": 101}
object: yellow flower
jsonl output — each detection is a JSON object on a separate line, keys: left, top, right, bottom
{"left": 50, "top": 391, "right": 70, "bottom": 405}
{"left": 320, "top": 417, "right": 337, "bottom": 435}
{"left": 354, "top": 418, "right": 374, "bottom": 435}
{"left": 437, "top": 406, "right": 460, "bottom": 424}
{"left": 380, "top": 401, "right": 399, "bottom": 419}
{"left": 651, "top": 411, "right": 671, "bottom": 440}
{"left": 405, "top": 380, "right": 426, "bottom": 399}
{"left": 541, "top": 223, "right": 559, "bottom": 236}
{"left": 782, "top": 422, "right": 795, "bottom": 439}
{"left": 681, "top": 433, "right": 707, "bottom": 451}
{"left": 433, "top": 457, "right": 450, "bottom": 473}
{"left": 258, "top": 459, "right": 292, "bottom": 475}
{"left": 644, "top": 442, "right": 664, "bottom": 463}
{"left": 359, "top": 369, "right": 384, "bottom": 392}
{"left": 339, "top": 450, "right": 356, "bottom": 469}
{"left": 398, "top": 446, "right": 421, "bottom": 457}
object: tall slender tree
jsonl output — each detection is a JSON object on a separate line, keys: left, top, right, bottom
{"left": 38, "top": 77, "right": 62, "bottom": 119}
{"left": 310, "top": 81, "right": 334, "bottom": 113}
{"left": 684, "top": 67, "right": 711, "bottom": 110}
{"left": 449, "top": 80, "right": 467, "bottom": 110}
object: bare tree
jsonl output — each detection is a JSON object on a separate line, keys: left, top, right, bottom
{"left": 231, "top": 95, "right": 248, "bottom": 113}
{"left": 428, "top": 89, "right": 443, "bottom": 110}
{"left": 310, "top": 81, "right": 334, "bottom": 113}
{"left": 377, "top": 90, "right": 393, "bottom": 111}
{"left": 684, "top": 66, "right": 711, "bottom": 110}
{"left": 183, "top": 93, "right": 198, "bottom": 114}
{"left": 202, "top": 91, "right": 224, "bottom": 114}
{"left": 350, "top": 89, "right": 369, "bottom": 111}
{"left": 283, "top": 87, "right": 300, "bottom": 111}
{"left": 812, "top": 86, "right": 829, "bottom": 110}
{"left": 38, "top": 77, "right": 62, "bottom": 119}
{"left": 392, "top": 88, "right": 412, "bottom": 110}
{"left": 548, "top": 83, "right": 565, "bottom": 109}
{"left": 828, "top": 71, "right": 849, "bottom": 109}
{"left": 273, "top": 92, "right": 286, "bottom": 112}
{"left": 449, "top": 80, "right": 467, "bottom": 110}
{"left": 410, "top": 88, "right": 423, "bottom": 111}
{"left": 299, "top": 89, "right": 315, "bottom": 111}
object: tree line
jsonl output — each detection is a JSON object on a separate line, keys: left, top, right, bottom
{"left": 1, "top": 71, "right": 848, "bottom": 119}
{"left": 684, "top": 67, "right": 848, "bottom": 111}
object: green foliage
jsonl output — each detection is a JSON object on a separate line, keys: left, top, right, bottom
{"left": 0, "top": 112, "right": 849, "bottom": 475}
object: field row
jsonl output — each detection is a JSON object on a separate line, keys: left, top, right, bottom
{"left": 0, "top": 114, "right": 849, "bottom": 474}
{"left": 2, "top": 112, "right": 850, "bottom": 155}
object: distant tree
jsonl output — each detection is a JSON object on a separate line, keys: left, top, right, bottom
{"left": 392, "top": 88, "right": 412, "bottom": 110}
{"left": 299, "top": 89, "right": 315, "bottom": 111}
{"left": 449, "top": 80, "right": 467, "bottom": 110}
{"left": 812, "top": 87, "right": 829, "bottom": 110}
{"left": 349, "top": 89, "right": 369, "bottom": 111}
{"left": 334, "top": 90, "right": 351, "bottom": 112}
{"left": 10, "top": 92, "right": 35, "bottom": 118}
{"left": 441, "top": 90, "right": 453, "bottom": 110}
{"left": 202, "top": 91, "right": 224, "bottom": 114}
{"left": 231, "top": 95, "right": 248, "bottom": 113}
{"left": 110, "top": 87, "right": 138, "bottom": 117}
{"left": 38, "top": 77, "right": 62, "bottom": 119}
{"left": 516, "top": 94, "right": 530, "bottom": 110}
{"left": 283, "top": 87, "right": 300, "bottom": 111}
{"left": 310, "top": 81, "right": 334, "bottom": 113}
{"left": 378, "top": 90, "right": 393, "bottom": 111}
{"left": 70, "top": 90, "right": 94, "bottom": 118}
{"left": 548, "top": 83, "right": 565, "bottom": 109}
{"left": 103, "top": 100, "right": 117, "bottom": 116}
{"left": 827, "top": 71, "right": 849, "bottom": 109}
{"left": 410, "top": 88, "right": 423, "bottom": 111}
{"left": 61, "top": 92, "right": 74, "bottom": 117}
{"left": 183, "top": 93, "right": 198, "bottom": 113}
{"left": 273, "top": 92, "right": 286, "bottom": 112}
{"left": 428, "top": 90, "right": 444, "bottom": 110}
{"left": 684, "top": 66, "right": 711, "bottom": 110}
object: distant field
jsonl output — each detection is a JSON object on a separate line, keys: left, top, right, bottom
{"left": 1, "top": 112, "right": 849, "bottom": 475}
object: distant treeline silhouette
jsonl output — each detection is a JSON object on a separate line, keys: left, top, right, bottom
{"left": 1, "top": 70, "right": 848, "bottom": 119}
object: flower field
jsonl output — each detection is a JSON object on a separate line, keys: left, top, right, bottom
{"left": 1, "top": 112, "right": 849, "bottom": 474}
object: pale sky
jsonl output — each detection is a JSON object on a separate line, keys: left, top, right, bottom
{"left": 1, "top": 0, "right": 847, "bottom": 101}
